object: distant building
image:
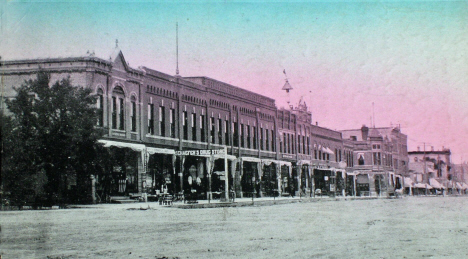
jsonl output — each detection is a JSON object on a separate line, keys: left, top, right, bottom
{"left": 340, "top": 125, "right": 408, "bottom": 196}
{"left": 408, "top": 147, "right": 452, "bottom": 191}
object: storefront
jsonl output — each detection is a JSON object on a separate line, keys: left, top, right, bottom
{"left": 313, "top": 168, "right": 336, "bottom": 197}
{"left": 96, "top": 140, "right": 146, "bottom": 197}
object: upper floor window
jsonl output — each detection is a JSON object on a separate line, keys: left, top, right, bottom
{"left": 200, "top": 114, "right": 205, "bottom": 142}
{"left": 170, "top": 108, "right": 175, "bottom": 138}
{"left": 148, "top": 103, "right": 154, "bottom": 134}
{"left": 218, "top": 118, "right": 223, "bottom": 145}
{"left": 130, "top": 96, "right": 137, "bottom": 132}
{"left": 112, "top": 86, "right": 125, "bottom": 130}
{"left": 96, "top": 89, "right": 104, "bottom": 127}
{"left": 159, "top": 106, "right": 166, "bottom": 137}
{"left": 192, "top": 113, "right": 197, "bottom": 141}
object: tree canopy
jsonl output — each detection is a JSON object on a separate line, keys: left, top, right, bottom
{"left": 2, "top": 72, "right": 105, "bottom": 206}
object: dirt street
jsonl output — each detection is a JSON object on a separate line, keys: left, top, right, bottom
{"left": 1, "top": 197, "right": 468, "bottom": 258}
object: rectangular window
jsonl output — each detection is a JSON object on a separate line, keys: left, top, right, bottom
{"left": 315, "top": 149, "right": 317, "bottom": 159}
{"left": 210, "top": 117, "right": 215, "bottom": 143}
{"left": 302, "top": 136, "right": 305, "bottom": 155}
{"left": 159, "top": 106, "right": 165, "bottom": 136}
{"left": 112, "top": 97, "right": 117, "bottom": 129}
{"left": 297, "top": 135, "right": 301, "bottom": 154}
{"left": 292, "top": 136, "right": 295, "bottom": 154}
{"left": 218, "top": 118, "right": 223, "bottom": 145}
{"left": 247, "top": 125, "right": 251, "bottom": 149}
{"left": 240, "top": 124, "right": 244, "bottom": 147}
{"left": 260, "top": 128, "right": 264, "bottom": 150}
{"left": 148, "top": 103, "right": 154, "bottom": 134}
{"left": 119, "top": 98, "right": 124, "bottom": 130}
{"left": 253, "top": 126, "right": 257, "bottom": 149}
{"left": 192, "top": 113, "right": 197, "bottom": 141}
{"left": 169, "top": 108, "right": 175, "bottom": 138}
{"left": 287, "top": 134, "right": 291, "bottom": 154}
{"left": 233, "top": 122, "right": 238, "bottom": 147}
{"left": 373, "top": 152, "right": 382, "bottom": 165}
{"left": 225, "top": 120, "right": 229, "bottom": 145}
{"left": 183, "top": 111, "right": 188, "bottom": 140}
{"left": 265, "top": 129, "right": 269, "bottom": 151}
{"left": 200, "top": 114, "right": 205, "bottom": 142}
{"left": 307, "top": 137, "right": 310, "bottom": 155}
{"left": 271, "top": 129, "right": 275, "bottom": 152}
{"left": 131, "top": 101, "right": 136, "bottom": 132}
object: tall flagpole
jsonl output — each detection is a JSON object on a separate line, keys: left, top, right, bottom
{"left": 176, "top": 22, "right": 180, "bottom": 76}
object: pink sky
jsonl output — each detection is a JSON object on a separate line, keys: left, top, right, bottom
{"left": 1, "top": 1, "right": 467, "bottom": 162}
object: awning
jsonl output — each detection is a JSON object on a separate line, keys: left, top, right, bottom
{"left": 404, "top": 177, "right": 413, "bottom": 188}
{"left": 462, "top": 183, "right": 468, "bottom": 190}
{"left": 429, "top": 178, "right": 446, "bottom": 189}
{"left": 241, "top": 157, "right": 262, "bottom": 163}
{"left": 322, "top": 147, "right": 334, "bottom": 155}
{"left": 456, "top": 182, "right": 464, "bottom": 189}
{"left": 147, "top": 147, "right": 175, "bottom": 155}
{"left": 413, "top": 183, "right": 427, "bottom": 189}
{"left": 98, "top": 139, "right": 146, "bottom": 152}
{"left": 279, "top": 161, "right": 292, "bottom": 167}
{"left": 298, "top": 160, "right": 311, "bottom": 165}
{"left": 213, "top": 154, "right": 237, "bottom": 161}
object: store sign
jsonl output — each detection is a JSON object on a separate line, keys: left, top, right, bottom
{"left": 282, "top": 154, "right": 294, "bottom": 159}
{"left": 175, "top": 149, "right": 226, "bottom": 156}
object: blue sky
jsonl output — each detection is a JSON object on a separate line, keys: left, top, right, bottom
{"left": 1, "top": 1, "right": 467, "bottom": 162}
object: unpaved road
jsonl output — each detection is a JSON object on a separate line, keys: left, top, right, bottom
{"left": 1, "top": 197, "right": 468, "bottom": 258}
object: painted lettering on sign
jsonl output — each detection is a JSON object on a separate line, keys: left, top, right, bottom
{"left": 175, "top": 149, "right": 226, "bottom": 156}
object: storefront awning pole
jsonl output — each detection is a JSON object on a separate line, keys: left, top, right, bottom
{"left": 224, "top": 146, "right": 229, "bottom": 201}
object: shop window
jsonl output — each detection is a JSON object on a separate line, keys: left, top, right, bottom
{"left": 159, "top": 106, "right": 166, "bottom": 137}
{"left": 148, "top": 103, "right": 154, "bottom": 134}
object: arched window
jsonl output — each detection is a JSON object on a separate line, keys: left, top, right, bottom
{"left": 96, "top": 88, "right": 104, "bottom": 126}
{"left": 131, "top": 95, "right": 137, "bottom": 132}
{"left": 112, "top": 86, "right": 125, "bottom": 130}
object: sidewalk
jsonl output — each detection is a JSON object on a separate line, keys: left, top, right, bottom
{"left": 57, "top": 194, "right": 407, "bottom": 210}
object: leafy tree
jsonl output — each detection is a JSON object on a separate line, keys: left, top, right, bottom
{"left": 2, "top": 71, "right": 105, "bottom": 206}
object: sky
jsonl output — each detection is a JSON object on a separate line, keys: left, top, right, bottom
{"left": 1, "top": 0, "right": 467, "bottom": 163}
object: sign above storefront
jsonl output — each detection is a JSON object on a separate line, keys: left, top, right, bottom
{"left": 175, "top": 149, "right": 226, "bottom": 156}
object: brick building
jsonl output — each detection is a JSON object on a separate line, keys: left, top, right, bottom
{"left": 340, "top": 125, "right": 408, "bottom": 196}
{"left": 1, "top": 48, "right": 378, "bottom": 201}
